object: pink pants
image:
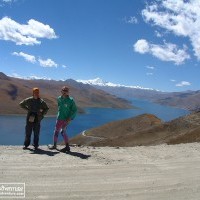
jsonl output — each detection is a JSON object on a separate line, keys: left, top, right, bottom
{"left": 53, "top": 120, "right": 69, "bottom": 144}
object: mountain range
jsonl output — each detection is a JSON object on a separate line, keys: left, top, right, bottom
{"left": 1, "top": 72, "right": 200, "bottom": 115}
{"left": 0, "top": 72, "right": 132, "bottom": 115}
{"left": 77, "top": 78, "right": 200, "bottom": 111}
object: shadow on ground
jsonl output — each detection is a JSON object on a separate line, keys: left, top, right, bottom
{"left": 23, "top": 147, "right": 91, "bottom": 159}
{"left": 66, "top": 151, "right": 91, "bottom": 159}
{"left": 24, "top": 147, "right": 60, "bottom": 156}
{"left": 59, "top": 147, "right": 91, "bottom": 159}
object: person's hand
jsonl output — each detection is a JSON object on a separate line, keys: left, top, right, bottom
{"left": 37, "top": 111, "right": 43, "bottom": 121}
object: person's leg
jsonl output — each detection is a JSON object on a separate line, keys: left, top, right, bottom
{"left": 51, "top": 120, "right": 62, "bottom": 148}
{"left": 61, "top": 123, "right": 69, "bottom": 145}
{"left": 24, "top": 121, "right": 33, "bottom": 148}
{"left": 33, "top": 122, "right": 40, "bottom": 149}
{"left": 61, "top": 122, "right": 70, "bottom": 152}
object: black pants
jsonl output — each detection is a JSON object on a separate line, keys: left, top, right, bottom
{"left": 24, "top": 120, "right": 41, "bottom": 147}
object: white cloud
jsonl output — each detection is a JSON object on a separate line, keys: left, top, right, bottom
{"left": 124, "top": 16, "right": 138, "bottom": 24}
{"left": 0, "top": 17, "right": 57, "bottom": 45}
{"left": 38, "top": 58, "right": 58, "bottom": 68}
{"left": 62, "top": 64, "right": 67, "bottom": 68}
{"left": 134, "top": 39, "right": 149, "bottom": 54}
{"left": 151, "top": 42, "right": 190, "bottom": 65}
{"left": 154, "top": 30, "right": 163, "bottom": 38}
{"left": 142, "top": 0, "right": 200, "bottom": 60}
{"left": 134, "top": 39, "right": 190, "bottom": 65}
{"left": 2, "top": 0, "right": 13, "bottom": 2}
{"left": 0, "top": 0, "right": 15, "bottom": 5}
{"left": 170, "top": 79, "right": 176, "bottom": 82}
{"left": 12, "top": 51, "right": 58, "bottom": 68}
{"left": 12, "top": 51, "right": 36, "bottom": 63}
{"left": 176, "top": 81, "right": 191, "bottom": 87}
{"left": 146, "top": 65, "right": 155, "bottom": 70}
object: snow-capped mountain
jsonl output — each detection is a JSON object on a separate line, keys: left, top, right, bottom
{"left": 76, "top": 77, "right": 158, "bottom": 91}
{"left": 76, "top": 77, "right": 166, "bottom": 102}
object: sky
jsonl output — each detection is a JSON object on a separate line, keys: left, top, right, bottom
{"left": 0, "top": 0, "right": 200, "bottom": 92}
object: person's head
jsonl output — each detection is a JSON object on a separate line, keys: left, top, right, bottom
{"left": 61, "top": 86, "right": 69, "bottom": 97}
{"left": 33, "top": 87, "right": 40, "bottom": 99}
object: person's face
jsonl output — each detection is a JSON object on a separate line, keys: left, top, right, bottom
{"left": 61, "top": 89, "right": 69, "bottom": 97}
{"left": 33, "top": 90, "right": 39, "bottom": 98}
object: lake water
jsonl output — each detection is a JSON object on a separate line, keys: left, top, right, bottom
{"left": 0, "top": 98, "right": 189, "bottom": 145}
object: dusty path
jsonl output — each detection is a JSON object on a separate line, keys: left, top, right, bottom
{"left": 81, "top": 130, "right": 104, "bottom": 139}
{"left": 0, "top": 143, "right": 200, "bottom": 200}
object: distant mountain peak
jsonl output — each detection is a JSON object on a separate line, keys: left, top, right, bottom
{"left": 76, "top": 77, "right": 117, "bottom": 87}
{"left": 0, "top": 72, "right": 10, "bottom": 80}
{"left": 76, "top": 77, "right": 158, "bottom": 91}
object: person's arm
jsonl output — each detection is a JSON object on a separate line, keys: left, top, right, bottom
{"left": 37, "top": 99, "right": 49, "bottom": 121}
{"left": 68, "top": 99, "right": 77, "bottom": 120}
{"left": 41, "top": 100, "right": 49, "bottom": 115}
{"left": 19, "top": 98, "right": 30, "bottom": 111}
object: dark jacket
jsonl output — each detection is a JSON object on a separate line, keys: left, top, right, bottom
{"left": 19, "top": 97, "right": 49, "bottom": 122}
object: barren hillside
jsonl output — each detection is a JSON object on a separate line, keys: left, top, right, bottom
{"left": 70, "top": 112, "right": 200, "bottom": 147}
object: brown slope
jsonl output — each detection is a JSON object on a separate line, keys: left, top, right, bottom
{"left": 70, "top": 114, "right": 163, "bottom": 145}
{"left": 0, "top": 72, "right": 133, "bottom": 115}
{"left": 70, "top": 112, "right": 200, "bottom": 147}
{"left": 155, "top": 90, "right": 200, "bottom": 111}
{"left": 168, "top": 126, "right": 200, "bottom": 144}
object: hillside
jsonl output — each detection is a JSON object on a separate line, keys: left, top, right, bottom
{"left": 0, "top": 72, "right": 133, "bottom": 115}
{"left": 155, "top": 90, "right": 200, "bottom": 111}
{"left": 70, "top": 111, "right": 200, "bottom": 147}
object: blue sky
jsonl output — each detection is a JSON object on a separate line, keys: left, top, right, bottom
{"left": 0, "top": 0, "right": 200, "bottom": 92}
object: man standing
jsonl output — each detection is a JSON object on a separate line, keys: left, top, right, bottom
{"left": 49, "top": 86, "right": 77, "bottom": 152}
{"left": 19, "top": 88, "right": 49, "bottom": 150}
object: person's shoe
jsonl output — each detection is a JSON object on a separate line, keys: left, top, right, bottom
{"left": 34, "top": 146, "right": 39, "bottom": 150}
{"left": 32, "top": 144, "right": 39, "bottom": 150}
{"left": 23, "top": 146, "right": 28, "bottom": 150}
{"left": 61, "top": 144, "right": 70, "bottom": 152}
{"left": 48, "top": 144, "right": 57, "bottom": 150}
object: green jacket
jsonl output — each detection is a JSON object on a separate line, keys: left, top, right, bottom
{"left": 19, "top": 97, "right": 49, "bottom": 119}
{"left": 57, "top": 96, "right": 77, "bottom": 120}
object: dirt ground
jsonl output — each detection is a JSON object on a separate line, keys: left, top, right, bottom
{"left": 0, "top": 143, "right": 200, "bottom": 200}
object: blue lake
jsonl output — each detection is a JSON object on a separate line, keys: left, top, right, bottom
{"left": 0, "top": 98, "right": 189, "bottom": 145}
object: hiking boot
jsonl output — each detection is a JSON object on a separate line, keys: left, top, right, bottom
{"left": 32, "top": 144, "right": 39, "bottom": 150}
{"left": 48, "top": 144, "right": 57, "bottom": 150}
{"left": 23, "top": 146, "right": 28, "bottom": 150}
{"left": 34, "top": 146, "right": 39, "bottom": 150}
{"left": 61, "top": 144, "right": 70, "bottom": 152}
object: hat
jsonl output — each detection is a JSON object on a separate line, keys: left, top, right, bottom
{"left": 61, "top": 86, "right": 69, "bottom": 92}
{"left": 33, "top": 88, "right": 39, "bottom": 93}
